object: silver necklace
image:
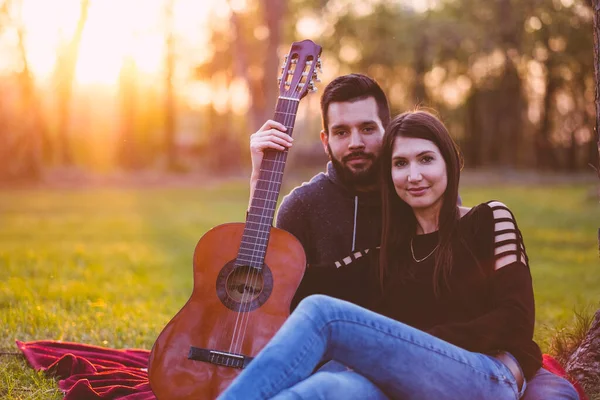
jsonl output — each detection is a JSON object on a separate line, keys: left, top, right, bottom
{"left": 410, "top": 237, "right": 439, "bottom": 263}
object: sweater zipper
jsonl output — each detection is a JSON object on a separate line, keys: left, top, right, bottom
{"left": 352, "top": 195, "right": 358, "bottom": 251}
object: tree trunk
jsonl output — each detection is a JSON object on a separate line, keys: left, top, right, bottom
{"left": 55, "top": 0, "right": 90, "bottom": 166}
{"left": 567, "top": 3, "right": 600, "bottom": 396}
{"left": 0, "top": 0, "right": 48, "bottom": 182}
{"left": 229, "top": 6, "right": 262, "bottom": 131}
{"left": 465, "top": 89, "right": 484, "bottom": 167}
{"left": 412, "top": 31, "right": 429, "bottom": 106}
{"left": 592, "top": 0, "right": 600, "bottom": 303}
{"left": 164, "top": 0, "right": 177, "bottom": 171}
{"left": 536, "top": 47, "right": 560, "bottom": 169}
{"left": 118, "top": 56, "right": 138, "bottom": 169}
{"left": 15, "top": 20, "right": 43, "bottom": 180}
{"left": 494, "top": 0, "right": 525, "bottom": 168}
{"left": 261, "top": 0, "right": 285, "bottom": 124}
{"left": 565, "top": 309, "right": 600, "bottom": 397}
{"left": 495, "top": 60, "right": 523, "bottom": 167}
{"left": 228, "top": 0, "right": 286, "bottom": 131}
{"left": 593, "top": 0, "right": 600, "bottom": 176}
{"left": 567, "top": 131, "right": 578, "bottom": 171}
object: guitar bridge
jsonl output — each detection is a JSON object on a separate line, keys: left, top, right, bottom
{"left": 188, "top": 346, "right": 253, "bottom": 369}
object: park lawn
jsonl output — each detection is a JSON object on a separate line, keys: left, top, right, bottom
{"left": 0, "top": 180, "right": 598, "bottom": 399}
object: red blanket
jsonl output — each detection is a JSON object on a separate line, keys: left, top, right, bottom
{"left": 16, "top": 340, "right": 155, "bottom": 400}
{"left": 541, "top": 353, "right": 588, "bottom": 400}
{"left": 16, "top": 340, "right": 588, "bottom": 400}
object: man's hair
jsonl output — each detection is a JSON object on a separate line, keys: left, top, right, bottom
{"left": 320, "top": 73, "right": 390, "bottom": 134}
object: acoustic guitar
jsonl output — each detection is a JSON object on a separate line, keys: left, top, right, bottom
{"left": 148, "top": 40, "right": 322, "bottom": 399}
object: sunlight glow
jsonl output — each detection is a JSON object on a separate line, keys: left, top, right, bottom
{"left": 403, "top": 0, "right": 441, "bottom": 13}
{"left": 17, "top": 0, "right": 215, "bottom": 85}
{"left": 75, "top": 1, "right": 164, "bottom": 84}
{"left": 184, "top": 81, "right": 213, "bottom": 109}
{"left": 296, "top": 15, "right": 325, "bottom": 40}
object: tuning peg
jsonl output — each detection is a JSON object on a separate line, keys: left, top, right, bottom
{"left": 278, "top": 77, "right": 282, "bottom": 85}
{"left": 316, "top": 57, "right": 323, "bottom": 73}
{"left": 312, "top": 72, "right": 321, "bottom": 83}
{"left": 308, "top": 82, "right": 317, "bottom": 92}
{"left": 290, "top": 58, "right": 298, "bottom": 64}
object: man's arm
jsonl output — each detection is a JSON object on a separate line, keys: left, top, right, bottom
{"left": 248, "top": 120, "right": 293, "bottom": 209}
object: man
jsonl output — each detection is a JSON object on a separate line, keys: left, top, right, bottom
{"left": 249, "top": 73, "right": 386, "bottom": 309}
{"left": 248, "top": 73, "right": 579, "bottom": 400}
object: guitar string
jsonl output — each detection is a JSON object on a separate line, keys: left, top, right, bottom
{"left": 237, "top": 98, "right": 295, "bottom": 351}
{"left": 227, "top": 96, "right": 288, "bottom": 354}
{"left": 228, "top": 96, "right": 290, "bottom": 354}
{"left": 232, "top": 96, "right": 297, "bottom": 356}
{"left": 231, "top": 124, "right": 280, "bottom": 356}
{"left": 232, "top": 97, "right": 294, "bottom": 355}
{"left": 229, "top": 102, "right": 284, "bottom": 355}
{"left": 241, "top": 73, "right": 308, "bottom": 348}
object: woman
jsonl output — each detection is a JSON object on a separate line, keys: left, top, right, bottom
{"left": 218, "top": 111, "right": 544, "bottom": 400}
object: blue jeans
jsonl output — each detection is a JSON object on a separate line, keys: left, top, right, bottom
{"left": 313, "top": 363, "right": 581, "bottom": 400}
{"left": 523, "top": 368, "right": 580, "bottom": 400}
{"left": 218, "top": 295, "right": 526, "bottom": 400}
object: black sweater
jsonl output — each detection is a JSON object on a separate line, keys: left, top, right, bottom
{"left": 286, "top": 202, "right": 543, "bottom": 379}
{"left": 276, "top": 162, "right": 381, "bottom": 309}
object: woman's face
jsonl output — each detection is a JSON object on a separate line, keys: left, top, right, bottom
{"left": 391, "top": 136, "right": 447, "bottom": 214}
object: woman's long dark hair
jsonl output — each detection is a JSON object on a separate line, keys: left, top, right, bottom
{"left": 378, "top": 110, "right": 464, "bottom": 297}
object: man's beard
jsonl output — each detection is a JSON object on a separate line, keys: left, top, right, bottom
{"left": 328, "top": 144, "right": 380, "bottom": 188}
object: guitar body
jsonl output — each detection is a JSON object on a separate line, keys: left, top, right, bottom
{"left": 148, "top": 223, "right": 306, "bottom": 399}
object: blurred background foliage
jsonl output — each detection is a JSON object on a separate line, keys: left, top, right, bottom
{"left": 0, "top": 0, "right": 598, "bottom": 183}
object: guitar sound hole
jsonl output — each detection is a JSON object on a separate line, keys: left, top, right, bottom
{"left": 226, "top": 266, "right": 264, "bottom": 302}
{"left": 216, "top": 260, "right": 273, "bottom": 312}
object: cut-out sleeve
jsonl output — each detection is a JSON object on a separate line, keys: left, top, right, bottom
{"left": 487, "top": 201, "right": 529, "bottom": 270}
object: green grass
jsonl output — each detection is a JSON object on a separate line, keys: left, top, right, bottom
{"left": 0, "top": 179, "right": 598, "bottom": 398}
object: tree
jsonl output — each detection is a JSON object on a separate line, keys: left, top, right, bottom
{"left": 14, "top": 10, "right": 44, "bottom": 179}
{"left": 163, "top": 0, "right": 178, "bottom": 171}
{"left": 565, "top": 309, "right": 600, "bottom": 397}
{"left": 0, "top": 0, "right": 46, "bottom": 182}
{"left": 562, "top": 1, "right": 600, "bottom": 397}
{"left": 53, "top": 0, "right": 90, "bottom": 166}
{"left": 194, "top": 0, "right": 288, "bottom": 172}
{"left": 228, "top": 0, "right": 286, "bottom": 130}
{"left": 591, "top": 0, "right": 600, "bottom": 173}
{"left": 117, "top": 55, "right": 139, "bottom": 169}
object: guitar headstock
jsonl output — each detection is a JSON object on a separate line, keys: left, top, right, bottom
{"left": 278, "top": 40, "right": 322, "bottom": 100}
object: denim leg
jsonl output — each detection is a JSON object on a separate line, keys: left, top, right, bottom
{"left": 271, "top": 370, "right": 390, "bottom": 400}
{"left": 316, "top": 360, "right": 350, "bottom": 373}
{"left": 522, "top": 368, "right": 580, "bottom": 400}
{"left": 218, "top": 295, "right": 521, "bottom": 400}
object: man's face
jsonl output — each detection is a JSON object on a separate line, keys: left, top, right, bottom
{"left": 320, "top": 97, "right": 385, "bottom": 189}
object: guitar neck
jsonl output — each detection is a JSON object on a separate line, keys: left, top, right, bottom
{"left": 236, "top": 97, "right": 300, "bottom": 269}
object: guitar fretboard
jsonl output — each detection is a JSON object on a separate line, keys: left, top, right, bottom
{"left": 236, "top": 98, "right": 300, "bottom": 269}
